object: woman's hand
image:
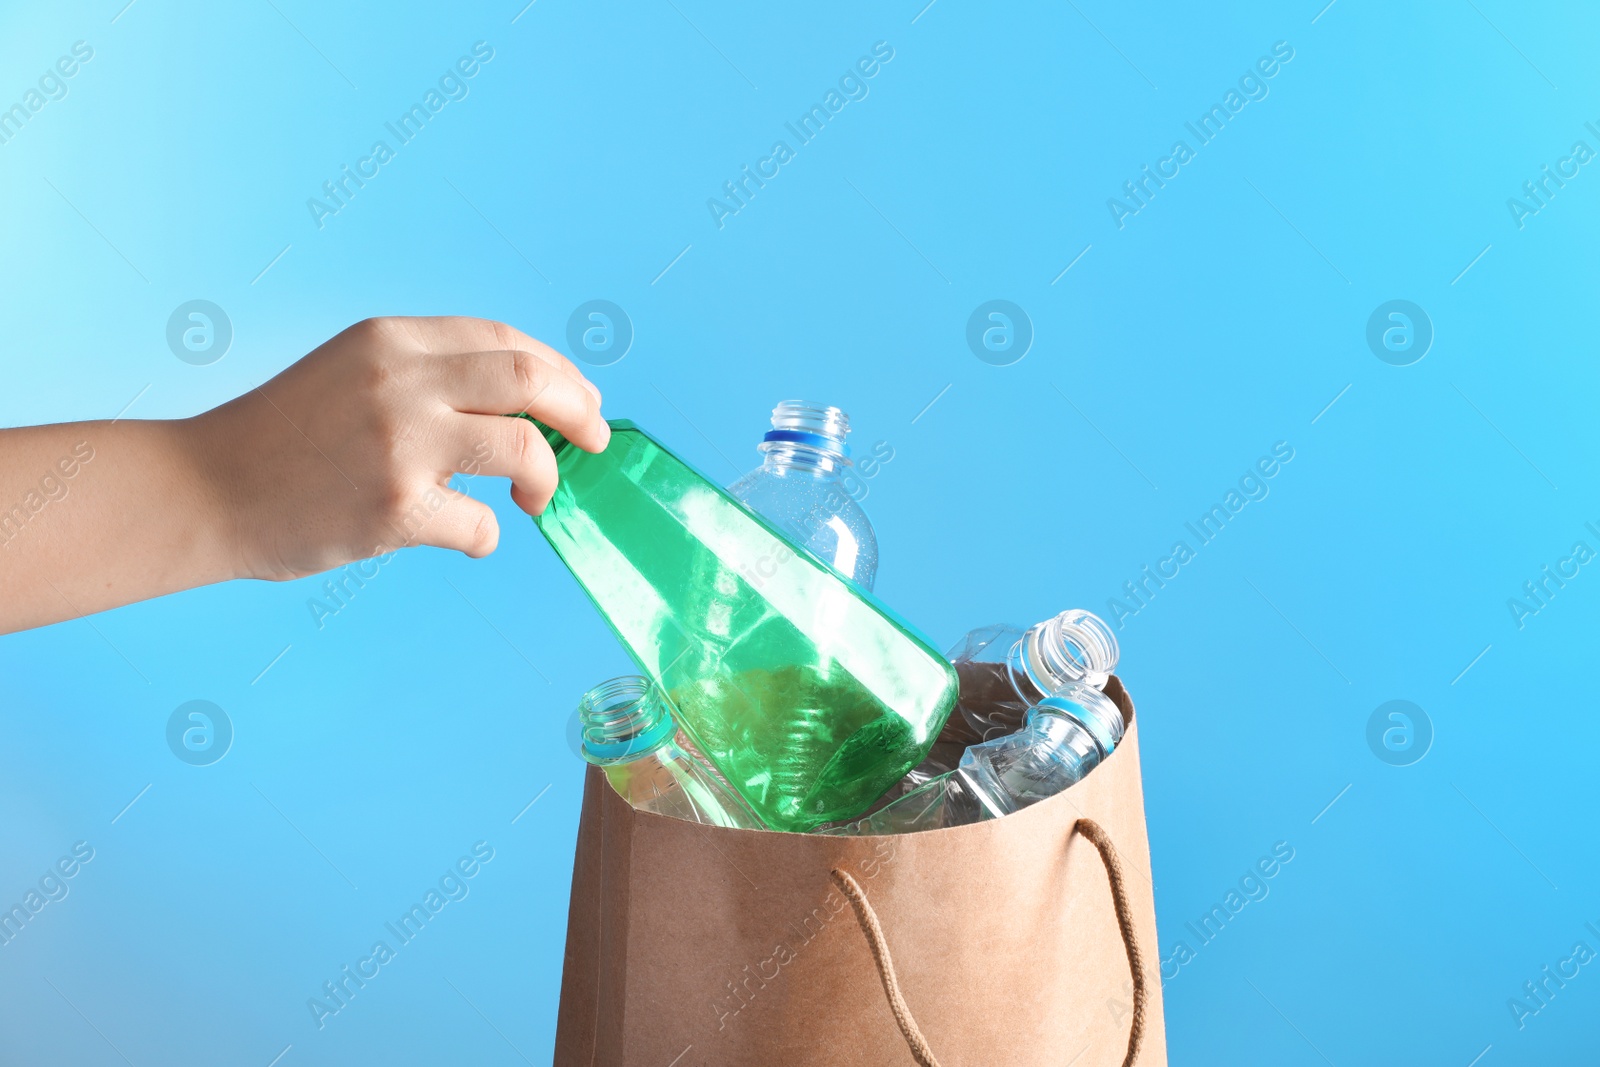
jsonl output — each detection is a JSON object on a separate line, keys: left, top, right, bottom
{"left": 193, "top": 316, "right": 610, "bottom": 582}
{"left": 0, "top": 316, "right": 609, "bottom": 633}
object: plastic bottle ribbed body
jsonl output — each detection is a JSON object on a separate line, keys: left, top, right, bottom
{"left": 727, "top": 400, "right": 879, "bottom": 590}
{"left": 829, "top": 682, "right": 1125, "bottom": 835}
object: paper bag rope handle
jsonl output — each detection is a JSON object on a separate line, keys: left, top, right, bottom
{"left": 829, "top": 816, "right": 1147, "bottom": 1067}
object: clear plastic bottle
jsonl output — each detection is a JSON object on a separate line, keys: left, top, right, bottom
{"left": 944, "top": 609, "right": 1120, "bottom": 748}
{"left": 886, "top": 609, "right": 1120, "bottom": 796}
{"left": 727, "top": 400, "right": 879, "bottom": 590}
{"left": 828, "top": 682, "right": 1124, "bottom": 835}
{"left": 578, "top": 676, "right": 762, "bottom": 829}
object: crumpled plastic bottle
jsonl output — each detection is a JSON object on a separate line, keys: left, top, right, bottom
{"left": 826, "top": 682, "right": 1124, "bottom": 836}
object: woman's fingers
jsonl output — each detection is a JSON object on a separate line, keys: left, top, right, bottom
{"left": 401, "top": 316, "right": 602, "bottom": 404}
{"left": 446, "top": 413, "right": 563, "bottom": 515}
{"left": 431, "top": 350, "right": 610, "bottom": 453}
{"left": 398, "top": 484, "right": 502, "bottom": 558}
{"left": 404, "top": 411, "right": 565, "bottom": 561}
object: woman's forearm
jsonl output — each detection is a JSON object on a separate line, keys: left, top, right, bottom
{"left": 0, "top": 418, "right": 239, "bottom": 634}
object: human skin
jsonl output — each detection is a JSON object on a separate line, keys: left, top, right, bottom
{"left": 0, "top": 316, "right": 610, "bottom": 635}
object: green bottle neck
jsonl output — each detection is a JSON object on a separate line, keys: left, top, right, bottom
{"left": 512, "top": 414, "right": 635, "bottom": 456}
{"left": 512, "top": 414, "right": 569, "bottom": 454}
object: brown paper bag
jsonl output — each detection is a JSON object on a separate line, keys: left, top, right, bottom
{"left": 555, "top": 677, "right": 1167, "bottom": 1067}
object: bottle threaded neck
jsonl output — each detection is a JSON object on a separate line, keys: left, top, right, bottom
{"left": 759, "top": 400, "right": 851, "bottom": 471}
{"left": 1017, "top": 609, "right": 1119, "bottom": 692}
{"left": 578, "top": 676, "right": 677, "bottom": 765}
{"left": 1030, "top": 681, "right": 1126, "bottom": 755}
{"left": 512, "top": 413, "right": 569, "bottom": 453}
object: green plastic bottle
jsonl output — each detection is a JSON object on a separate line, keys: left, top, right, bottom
{"left": 528, "top": 417, "right": 958, "bottom": 832}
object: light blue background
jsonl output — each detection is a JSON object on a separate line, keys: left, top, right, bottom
{"left": 2, "top": 1, "right": 1597, "bottom": 1063}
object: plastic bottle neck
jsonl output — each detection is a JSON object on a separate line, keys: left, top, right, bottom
{"left": 578, "top": 676, "right": 678, "bottom": 765}
{"left": 1029, "top": 682, "right": 1125, "bottom": 758}
{"left": 1008, "top": 609, "right": 1120, "bottom": 697}
{"left": 518, "top": 414, "right": 571, "bottom": 456}
{"left": 759, "top": 400, "right": 851, "bottom": 477}
{"left": 953, "top": 683, "right": 1124, "bottom": 821}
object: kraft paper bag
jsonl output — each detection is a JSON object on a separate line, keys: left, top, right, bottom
{"left": 555, "top": 677, "right": 1166, "bottom": 1067}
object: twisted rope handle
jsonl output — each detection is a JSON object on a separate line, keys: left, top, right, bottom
{"left": 829, "top": 866, "right": 943, "bottom": 1067}
{"left": 830, "top": 816, "right": 1146, "bottom": 1067}
{"left": 1072, "top": 817, "right": 1148, "bottom": 1067}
